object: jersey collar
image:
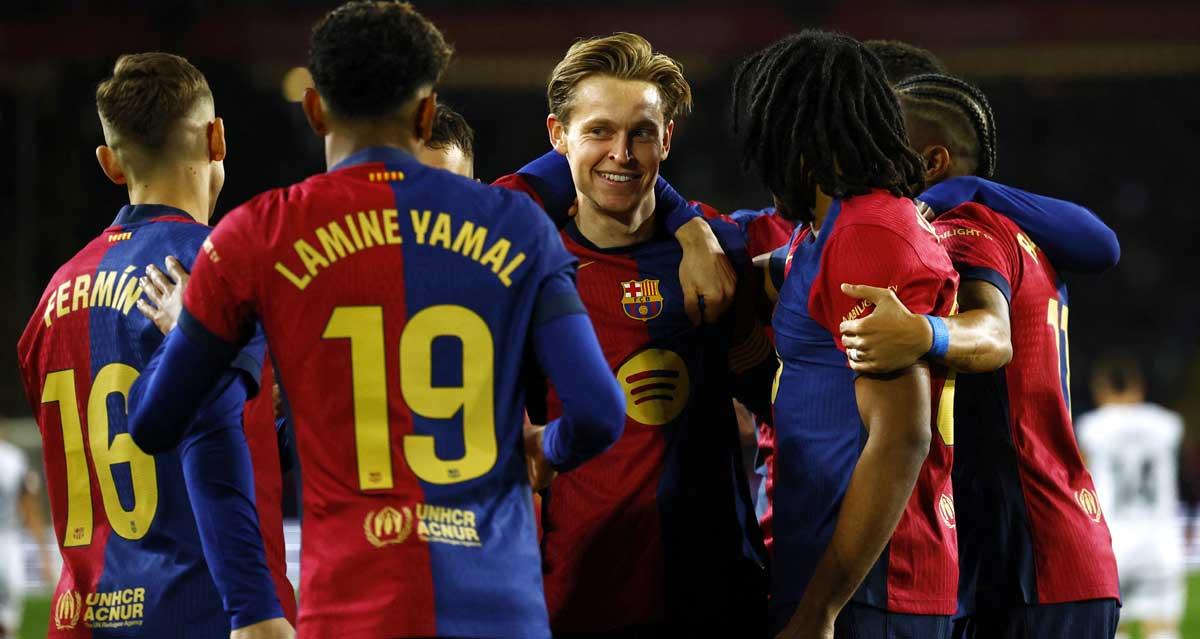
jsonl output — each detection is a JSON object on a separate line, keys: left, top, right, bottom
{"left": 329, "top": 146, "right": 420, "bottom": 173}
{"left": 112, "top": 204, "right": 198, "bottom": 227}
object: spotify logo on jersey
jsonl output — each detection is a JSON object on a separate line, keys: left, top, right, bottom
{"left": 616, "top": 349, "right": 690, "bottom": 426}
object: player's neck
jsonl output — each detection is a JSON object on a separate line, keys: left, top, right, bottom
{"left": 809, "top": 188, "right": 835, "bottom": 233}
{"left": 324, "top": 126, "right": 421, "bottom": 170}
{"left": 126, "top": 175, "right": 212, "bottom": 225}
{"left": 575, "top": 193, "right": 657, "bottom": 249}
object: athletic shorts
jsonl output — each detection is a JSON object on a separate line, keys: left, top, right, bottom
{"left": 951, "top": 598, "right": 1119, "bottom": 639}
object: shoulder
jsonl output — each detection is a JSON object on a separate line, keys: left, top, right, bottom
{"left": 935, "top": 202, "right": 1019, "bottom": 238}
{"left": 828, "top": 192, "right": 954, "bottom": 276}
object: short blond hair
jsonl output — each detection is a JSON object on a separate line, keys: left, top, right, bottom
{"left": 547, "top": 32, "right": 692, "bottom": 124}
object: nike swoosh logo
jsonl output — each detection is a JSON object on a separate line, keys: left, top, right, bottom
{"left": 578, "top": 261, "right": 596, "bottom": 270}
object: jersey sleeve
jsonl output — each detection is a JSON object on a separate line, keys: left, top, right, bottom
{"left": 811, "top": 224, "right": 956, "bottom": 352}
{"left": 522, "top": 199, "right": 585, "bottom": 327}
{"left": 182, "top": 202, "right": 265, "bottom": 348}
{"left": 934, "top": 205, "right": 1022, "bottom": 303}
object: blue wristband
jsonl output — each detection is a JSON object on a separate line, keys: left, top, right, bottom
{"left": 925, "top": 315, "right": 950, "bottom": 361}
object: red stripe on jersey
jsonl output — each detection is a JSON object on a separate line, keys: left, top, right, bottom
{"left": 936, "top": 204, "right": 1118, "bottom": 604}
{"left": 246, "top": 165, "right": 438, "bottom": 638}
{"left": 19, "top": 237, "right": 115, "bottom": 639}
{"left": 240, "top": 356, "right": 297, "bottom": 623}
{"left": 541, "top": 234, "right": 667, "bottom": 633}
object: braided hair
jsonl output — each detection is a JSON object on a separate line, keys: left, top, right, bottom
{"left": 863, "top": 39, "right": 947, "bottom": 84}
{"left": 895, "top": 73, "right": 998, "bottom": 178}
{"left": 732, "top": 30, "right": 925, "bottom": 223}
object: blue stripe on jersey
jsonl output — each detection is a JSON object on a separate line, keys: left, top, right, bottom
{"left": 372, "top": 151, "right": 550, "bottom": 639}
{"left": 89, "top": 206, "right": 227, "bottom": 638}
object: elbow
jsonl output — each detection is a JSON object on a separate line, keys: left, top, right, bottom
{"left": 128, "top": 413, "right": 169, "bottom": 455}
{"left": 1099, "top": 229, "right": 1121, "bottom": 271}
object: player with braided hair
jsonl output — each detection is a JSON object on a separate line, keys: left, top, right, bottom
{"left": 733, "top": 31, "right": 961, "bottom": 639}
{"left": 838, "top": 72, "right": 1122, "bottom": 638}
{"left": 864, "top": 39, "right": 948, "bottom": 84}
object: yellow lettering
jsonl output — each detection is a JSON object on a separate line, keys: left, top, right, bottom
{"left": 84, "top": 607, "right": 95, "bottom": 622}
{"left": 274, "top": 262, "right": 312, "bottom": 291}
{"left": 316, "top": 221, "right": 357, "bottom": 262}
{"left": 479, "top": 239, "right": 511, "bottom": 275}
{"left": 451, "top": 221, "right": 488, "bottom": 261}
{"left": 131, "top": 603, "right": 143, "bottom": 618}
{"left": 86, "top": 593, "right": 99, "bottom": 606}
{"left": 55, "top": 280, "right": 71, "bottom": 317}
{"left": 295, "top": 239, "right": 330, "bottom": 276}
{"left": 429, "top": 213, "right": 453, "bottom": 249}
{"left": 134, "top": 588, "right": 145, "bottom": 603}
{"left": 410, "top": 209, "right": 432, "bottom": 244}
{"left": 383, "top": 209, "right": 402, "bottom": 245}
{"left": 72, "top": 275, "right": 91, "bottom": 311}
{"left": 90, "top": 271, "right": 116, "bottom": 308}
{"left": 497, "top": 252, "right": 526, "bottom": 287}
{"left": 358, "top": 211, "right": 384, "bottom": 248}
{"left": 463, "top": 511, "right": 476, "bottom": 527}
{"left": 114, "top": 266, "right": 136, "bottom": 305}
{"left": 343, "top": 214, "right": 365, "bottom": 250}
{"left": 465, "top": 527, "right": 480, "bottom": 542}
{"left": 43, "top": 295, "right": 55, "bottom": 327}
{"left": 116, "top": 279, "right": 142, "bottom": 315}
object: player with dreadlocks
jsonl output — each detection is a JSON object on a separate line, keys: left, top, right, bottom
{"left": 837, "top": 73, "right": 1122, "bottom": 638}
{"left": 733, "top": 31, "right": 961, "bottom": 639}
{"left": 864, "top": 39, "right": 947, "bottom": 84}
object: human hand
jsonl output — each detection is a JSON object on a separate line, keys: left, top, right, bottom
{"left": 837, "top": 283, "right": 930, "bottom": 374}
{"left": 675, "top": 217, "right": 736, "bottom": 325}
{"left": 524, "top": 417, "right": 556, "bottom": 491}
{"left": 136, "top": 256, "right": 189, "bottom": 335}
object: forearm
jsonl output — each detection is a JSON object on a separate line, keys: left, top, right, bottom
{"left": 128, "top": 314, "right": 238, "bottom": 453}
{"left": 797, "top": 423, "right": 929, "bottom": 619}
{"left": 536, "top": 312, "right": 626, "bottom": 471}
{"left": 943, "top": 309, "right": 1012, "bottom": 373}
{"left": 796, "top": 367, "right": 932, "bottom": 620}
{"left": 181, "top": 417, "right": 284, "bottom": 628}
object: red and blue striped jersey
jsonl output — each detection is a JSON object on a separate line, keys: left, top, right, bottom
{"left": 17, "top": 204, "right": 295, "bottom": 637}
{"left": 770, "top": 191, "right": 959, "bottom": 619}
{"left": 537, "top": 219, "right": 766, "bottom": 634}
{"left": 935, "top": 203, "right": 1119, "bottom": 609}
{"left": 181, "top": 147, "right": 578, "bottom": 639}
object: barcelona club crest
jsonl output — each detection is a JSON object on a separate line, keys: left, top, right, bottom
{"left": 620, "top": 279, "right": 664, "bottom": 321}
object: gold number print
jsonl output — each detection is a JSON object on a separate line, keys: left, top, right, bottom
{"left": 40, "top": 365, "right": 159, "bottom": 546}
{"left": 936, "top": 371, "right": 956, "bottom": 446}
{"left": 323, "top": 305, "right": 498, "bottom": 490}
{"left": 1047, "top": 298, "right": 1072, "bottom": 411}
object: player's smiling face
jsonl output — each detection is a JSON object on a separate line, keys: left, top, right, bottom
{"left": 550, "top": 75, "right": 673, "bottom": 221}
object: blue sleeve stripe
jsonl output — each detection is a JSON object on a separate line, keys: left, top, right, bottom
{"left": 957, "top": 266, "right": 1012, "bottom": 303}
{"left": 533, "top": 291, "right": 587, "bottom": 327}
{"left": 178, "top": 307, "right": 241, "bottom": 361}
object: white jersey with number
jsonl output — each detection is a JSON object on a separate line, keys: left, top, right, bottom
{"left": 1078, "top": 403, "right": 1182, "bottom": 527}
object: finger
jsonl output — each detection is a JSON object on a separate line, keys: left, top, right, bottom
{"left": 841, "top": 335, "right": 865, "bottom": 350}
{"left": 139, "top": 277, "right": 166, "bottom": 306}
{"left": 839, "top": 319, "right": 864, "bottom": 337}
{"left": 165, "top": 256, "right": 190, "bottom": 285}
{"left": 135, "top": 299, "right": 158, "bottom": 321}
{"left": 146, "top": 264, "right": 173, "bottom": 294}
{"left": 839, "top": 283, "right": 890, "bottom": 302}
{"left": 683, "top": 287, "right": 701, "bottom": 326}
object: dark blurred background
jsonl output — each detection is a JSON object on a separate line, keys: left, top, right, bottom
{"left": 2, "top": 1, "right": 1199, "bottom": 431}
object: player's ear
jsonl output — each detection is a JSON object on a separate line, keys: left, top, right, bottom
{"left": 660, "top": 120, "right": 675, "bottom": 160}
{"left": 302, "top": 88, "right": 329, "bottom": 136}
{"left": 208, "top": 117, "right": 227, "bottom": 163}
{"left": 921, "top": 145, "right": 952, "bottom": 184}
{"left": 547, "top": 114, "right": 568, "bottom": 156}
{"left": 415, "top": 93, "right": 436, "bottom": 143}
{"left": 95, "top": 145, "right": 127, "bottom": 185}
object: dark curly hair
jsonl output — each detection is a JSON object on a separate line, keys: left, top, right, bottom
{"left": 308, "top": 1, "right": 453, "bottom": 119}
{"left": 732, "top": 31, "right": 924, "bottom": 223}
{"left": 863, "top": 39, "right": 947, "bottom": 85}
{"left": 428, "top": 102, "right": 474, "bottom": 157}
